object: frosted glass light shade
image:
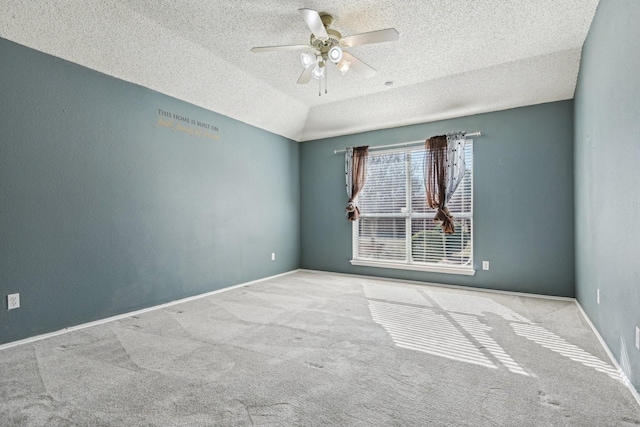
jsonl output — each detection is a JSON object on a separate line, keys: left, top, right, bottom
{"left": 336, "top": 59, "right": 351, "bottom": 74}
{"left": 300, "top": 52, "right": 314, "bottom": 68}
{"left": 312, "top": 63, "right": 326, "bottom": 80}
{"left": 328, "top": 46, "right": 343, "bottom": 63}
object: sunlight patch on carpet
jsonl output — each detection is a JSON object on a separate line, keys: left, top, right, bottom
{"left": 511, "top": 323, "right": 621, "bottom": 380}
{"left": 368, "top": 300, "right": 496, "bottom": 369}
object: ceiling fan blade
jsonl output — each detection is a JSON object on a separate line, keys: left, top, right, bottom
{"left": 297, "top": 60, "right": 317, "bottom": 85}
{"left": 251, "top": 44, "right": 310, "bottom": 53}
{"left": 341, "top": 28, "right": 400, "bottom": 47}
{"left": 299, "top": 8, "right": 328, "bottom": 39}
{"left": 342, "top": 52, "right": 376, "bottom": 78}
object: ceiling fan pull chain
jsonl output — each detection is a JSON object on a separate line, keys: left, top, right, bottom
{"left": 325, "top": 69, "right": 328, "bottom": 94}
{"left": 318, "top": 75, "right": 321, "bottom": 96}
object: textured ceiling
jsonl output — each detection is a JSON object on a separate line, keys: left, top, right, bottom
{"left": 0, "top": 0, "right": 599, "bottom": 142}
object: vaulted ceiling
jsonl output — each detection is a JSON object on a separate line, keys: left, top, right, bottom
{"left": 1, "top": 0, "right": 599, "bottom": 141}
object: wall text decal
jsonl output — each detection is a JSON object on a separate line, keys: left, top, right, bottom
{"left": 156, "top": 109, "right": 220, "bottom": 140}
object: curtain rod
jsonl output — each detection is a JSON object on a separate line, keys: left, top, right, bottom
{"left": 333, "top": 131, "right": 481, "bottom": 154}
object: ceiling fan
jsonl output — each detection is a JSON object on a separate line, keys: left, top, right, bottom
{"left": 251, "top": 8, "right": 399, "bottom": 91}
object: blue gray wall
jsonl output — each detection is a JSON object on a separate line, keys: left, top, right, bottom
{"left": 300, "top": 101, "right": 575, "bottom": 297}
{"left": 574, "top": 0, "right": 640, "bottom": 392}
{"left": 0, "top": 38, "right": 300, "bottom": 345}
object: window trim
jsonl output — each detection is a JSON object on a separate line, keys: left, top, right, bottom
{"left": 349, "top": 258, "right": 476, "bottom": 275}
{"left": 350, "top": 140, "right": 475, "bottom": 276}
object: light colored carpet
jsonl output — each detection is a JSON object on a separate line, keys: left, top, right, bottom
{"left": 1, "top": 271, "right": 639, "bottom": 426}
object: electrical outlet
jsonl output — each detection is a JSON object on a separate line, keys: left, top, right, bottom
{"left": 482, "top": 261, "right": 489, "bottom": 270}
{"left": 597, "top": 289, "right": 600, "bottom": 305}
{"left": 271, "top": 252, "right": 276, "bottom": 261}
{"left": 636, "top": 326, "right": 639, "bottom": 351}
{"left": 7, "top": 293, "right": 20, "bottom": 310}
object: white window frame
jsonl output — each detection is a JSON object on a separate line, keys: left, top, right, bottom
{"left": 350, "top": 141, "right": 475, "bottom": 276}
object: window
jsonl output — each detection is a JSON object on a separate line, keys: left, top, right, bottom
{"left": 351, "top": 141, "right": 474, "bottom": 275}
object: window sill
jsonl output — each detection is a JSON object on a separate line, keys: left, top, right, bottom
{"left": 350, "top": 259, "right": 476, "bottom": 276}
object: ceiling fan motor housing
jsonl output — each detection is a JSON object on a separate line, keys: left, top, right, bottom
{"left": 310, "top": 27, "right": 342, "bottom": 51}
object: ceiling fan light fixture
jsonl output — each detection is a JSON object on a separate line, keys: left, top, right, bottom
{"left": 300, "top": 52, "right": 314, "bottom": 68}
{"left": 312, "top": 62, "right": 326, "bottom": 80}
{"left": 252, "top": 8, "right": 398, "bottom": 89}
{"left": 328, "top": 46, "right": 343, "bottom": 63}
{"left": 336, "top": 59, "right": 351, "bottom": 74}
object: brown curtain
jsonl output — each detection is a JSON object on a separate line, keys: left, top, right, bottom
{"left": 424, "top": 135, "right": 456, "bottom": 234}
{"left": 346, "top": 146, "right": 369, "bottom": 221}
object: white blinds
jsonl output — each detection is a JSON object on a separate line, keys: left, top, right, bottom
{"left": 358, "top": 218, "right": 406, "bottom": 261}
{"left": 354, "top": 143, "right": 473, "bottom": 269}
{"left": 358, "top": 152, "right": 407, "bottom": 215}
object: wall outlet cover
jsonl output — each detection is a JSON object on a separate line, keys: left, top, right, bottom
{"left": 8, "top": 293, "right": 20, "bottom": 310}
{"left": 482, "top": 261, "right": 490, "bottom": 270}
{"left": 597, "top": 289, "right": 600, "bottom": 304}
{"left": 271, "top": 252, "right": 276, "bottom": 261}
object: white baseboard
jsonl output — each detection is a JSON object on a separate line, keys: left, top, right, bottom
{"left": 574, "top": 300, "right": 640, "bottom": 407}
{"left": 0, "top": 269, "right": 300, "bottom": 351}
{"left": 300, "top": 268, "right": 575, "bottom": 301}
